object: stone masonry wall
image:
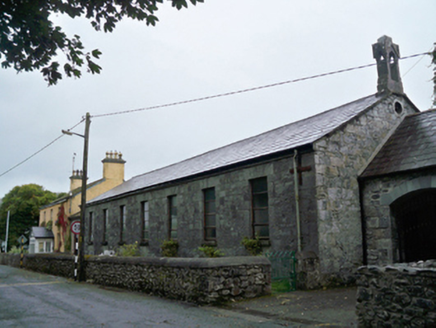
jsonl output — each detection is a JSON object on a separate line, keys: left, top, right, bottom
{"left": 0, "top": 253, "right": 271, "bottom": 305}
{"left": 361, "top": 169, "right": 436, "bottom": 265}
{"left": 85, "top": 154, "right": 317, "bottom": 259}
{"left": 0, "top": 253, "right": 20, "bottom": 267}
{"left": 24, "top": 253, "right": 76, "bottom": 279}
{"left": 313, "top": 94, "right": 416, "bottom": 285}
{"left": 86, "top": 256, "right": 271, "bottom": 304}
{"left": 356, "top": 261, "right": 436, "bottom": 327}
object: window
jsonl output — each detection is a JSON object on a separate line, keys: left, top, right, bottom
{"left": 120, "top": 205, "right": 126, "bottom": 243}
{"left": 45, "top": 241, "right": 52, "bottom": 253}
{"left": 102, "top": 209, "right": 108, "bottom": 244}
{"left": 203, "top": 188, "right": 216, "bottom": 241}
{"left": 141, "top": 201, "right": 150, "bottom": 242}
{"left": 250, "top": 177, "right": 269, "bottom": 239}
{"left": 88, "top": 212, "right": 94, "bottom": 244}
{"left": 50, "top": 209, "right": 53, "bottom": 220}
{"left": 168, "top": 196, "right": 177, "bottom": 240}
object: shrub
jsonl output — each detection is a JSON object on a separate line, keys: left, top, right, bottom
{"left": 9, "top": 246, "right": 27, "bottom": 254}
{"left": 117, "top": 241, "right": 140, "bottom": 257}
{"left": 241, "top": 235, "right": 263, "bottom": 256}
{"left": 46, "top": 220, "right": 53, "bottom": 231}
{"left": 161, "top": 239, "right": 178, "bottom": 257}
{"left": 198, "top": 245, "right": 224, "bottom": 258}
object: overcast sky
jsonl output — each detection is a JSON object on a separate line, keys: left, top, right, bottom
{"left": 1, "top": 0, "right": 435, "bottom": 199}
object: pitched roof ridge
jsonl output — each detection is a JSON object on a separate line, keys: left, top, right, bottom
{"left": 130, "top": 93, "right": 378, "bottom": 180}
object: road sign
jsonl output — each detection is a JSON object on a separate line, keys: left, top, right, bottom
{"left": 17, "top": 235, "right": 28, "bottom": 245}
{"left": 71, "top": 221, "right": 80, "bottom": 235}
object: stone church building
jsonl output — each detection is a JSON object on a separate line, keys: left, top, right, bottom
{"left": 84, "top": 36, "right": 435, "bottom": 288}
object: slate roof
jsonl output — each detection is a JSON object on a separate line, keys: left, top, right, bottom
{"left": 361, "top": 109, "right": 436, "bottom": 178}
{"left": 31, "top": 227, "right": 54, "bottom": 239}
{"left": 40, "top": 177, "right": 106, "bottom": 210}
{"left": 90, "top": 94, "right": 382, "bottom": 204}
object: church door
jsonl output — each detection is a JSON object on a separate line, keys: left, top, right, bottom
{"left": 391, "top": 189, "right": 436, "bottom": 262}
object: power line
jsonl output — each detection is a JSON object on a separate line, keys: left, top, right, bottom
{"left": 92, "top": 52, "right": 431, "bottom": 119}
{"left": 0, "top": 119, "right": 85, "bottom": 178}
{"left": 0, "top": 51, "right": 431, "bottom": 178}
{"left": 402, "top": 48, "right": 434, "bottom": 77}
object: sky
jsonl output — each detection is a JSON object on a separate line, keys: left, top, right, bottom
{"left": 0, "top": 0, "right": 435, "bottom": 199}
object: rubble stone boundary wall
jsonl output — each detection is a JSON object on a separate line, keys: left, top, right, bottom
{"left": 356, "top": 261, "right": 436, "bottom": 327}
{"left": 0, "top": 254, "right": 271, "bottom": 304}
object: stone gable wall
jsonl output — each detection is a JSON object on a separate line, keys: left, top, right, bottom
{"left": 313, "top": 95, "right": 417, "bottom": 284}
{"left": 357, "top": 261, "right": 436, "bottom": 327}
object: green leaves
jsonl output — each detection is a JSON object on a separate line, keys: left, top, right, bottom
{"left": 172, "top": 0, "right": 204, "bottom": 10}
{"left": 0, "top": 184, "right": 58, "bottom": 251}
{"left": 0, "top": 0, "right": 205, "bottom": 86}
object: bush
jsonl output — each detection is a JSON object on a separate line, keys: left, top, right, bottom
{"left": 241, "top": 235, "right": 263, "bottom": 256}
{"left": 161, "top": 239, "right": 178, "bottom": 257}
{"left": 198, "top": 245, "right": 224, "bottom": 258}
{"left": 46, "top": 220, "right": 53, "bottom": 231}
{"left": 117, "top": 241, "right": 140, "bottom": 257}
{"left": 9, "top": 246, "right": 27, "bottom": 254}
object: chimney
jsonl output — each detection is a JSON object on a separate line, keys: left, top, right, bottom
{"left": 70, "top": 170, "right": 84, "bottom": 191}
{"left": 102, "top": 151, "right": 126, "bottom": 182}
{"left": 372, "top": 35, "right": 404, "bottom": 95}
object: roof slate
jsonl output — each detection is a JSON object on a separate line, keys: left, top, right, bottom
{"left": 31, "top": 227, "right": 54, "bottom": 239}
{"left": 361, "top": 109, "right": 436, "bottom": 178}
{"left": 90, "top": 94, "right": 381, "bottom": 203}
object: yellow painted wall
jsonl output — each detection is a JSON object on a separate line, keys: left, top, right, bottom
{"left": 39, "top": 152, "right": 126, "bottom": 253}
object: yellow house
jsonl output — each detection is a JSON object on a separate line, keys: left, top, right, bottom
{"left": 39, "top": 151, "right": 126, "bottom": 253}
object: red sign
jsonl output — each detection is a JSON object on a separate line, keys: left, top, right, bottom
{"left": 70, "top": 221, "right": 80, "bottom": 235}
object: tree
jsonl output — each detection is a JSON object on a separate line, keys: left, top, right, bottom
{"left": 0, "top": 184, "right": 58, "bottom": 251}
{"left": 0, "top": 0, "right": 204, "bottom": 85}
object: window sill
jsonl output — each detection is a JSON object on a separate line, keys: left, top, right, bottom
{"left": 202, "top": 240, "right": 217, "bottom": 247}
{"left": 260, "top": 239, "right": 271, "bottom": 247}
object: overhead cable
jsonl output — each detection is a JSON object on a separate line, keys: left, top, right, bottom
{"left": 92, "top": 52, "right": 431, "bottom": 119}
{"left": 0, "top": 51, "right": 431, "bottom": 178}
{"left": 0, "top": 119, "right": 85, "bottom": 178}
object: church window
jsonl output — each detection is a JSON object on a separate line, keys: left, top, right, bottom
{"left": 102, "top": 209, "right": 108, "bottom": 244}
{"left": 203, "top": 188, "right": 216, "bottom": 241}
{"left": 88, "top": 211, "right": 94, "bottom": 244}
{"left": 120, "top": 205, "right": 126, "bottom": 243}
{"left": 168, "top": 196, "right": 177, "bottom": 240}
{"left": 250, "top": 177, "right": 269, "bottom": 239}
{"left": 141, "top": 201, "right": 150, "bottom": 242}
{"left": 394, "top": 101, "right": 403, "bottom": 115}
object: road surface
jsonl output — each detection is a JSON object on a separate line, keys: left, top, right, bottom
{"left": 0, "top": 265, "right": 285, "bottom": 327}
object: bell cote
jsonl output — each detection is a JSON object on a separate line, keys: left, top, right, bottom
{"left": 372, "top": 35, "right": 404, "bottom": 95}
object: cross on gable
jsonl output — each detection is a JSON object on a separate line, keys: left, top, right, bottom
{"left": 290, "top": 155, "right": 312, "bottom": 185}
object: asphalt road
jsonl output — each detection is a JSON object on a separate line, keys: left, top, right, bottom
{"left": 0, "top": 265, "right": 287, "bottom": 327}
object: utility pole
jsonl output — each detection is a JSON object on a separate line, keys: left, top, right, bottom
{"left": 78, "top": 112, "right": 91, "bottom": 282}
{"left": 62, "top": 112, "right": 91, "bottom": 282}
{"left": 5, "top": 211, "right": 10, "bottom": 252}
